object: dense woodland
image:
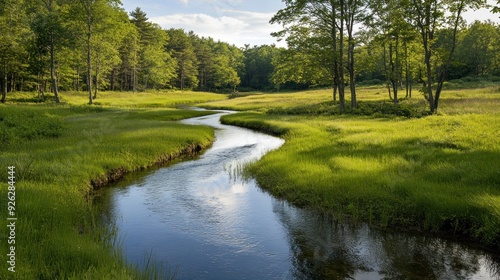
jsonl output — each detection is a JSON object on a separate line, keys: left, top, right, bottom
{"left": 1, "top": 0, "right": 500, "bottom": 111}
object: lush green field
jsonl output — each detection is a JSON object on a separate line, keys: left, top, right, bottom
{"left": 0, "top": 91, "right": 221, "bottom": 279}
{"left": 11, "top": 90, "right": 226, "bottom": 108}
{"left": 203, "top": 86, "right": 500, "bottom": 115}
{"left": 214, "top": 87, "right": 500, "bottom": 249}
{"left": 1, "top": 87, "right": 499, "bottom": 279}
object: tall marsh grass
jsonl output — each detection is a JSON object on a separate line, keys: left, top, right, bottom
{"left": 0, "top": 104, "right": 215, "bottom": 279}
{"left": 218, "top": 87, "right": 500, "bottom": 249}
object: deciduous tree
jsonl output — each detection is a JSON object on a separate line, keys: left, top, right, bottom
{"left": 407, "top": 0, "right": 485, "bottom": 113}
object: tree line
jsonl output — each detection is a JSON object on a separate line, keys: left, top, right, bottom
{"left": 270, "top": 0, "right": 496, "bottom": 113}
{"left": 0, "top": 0, "right": 243, "bottom": 104}
{"left": 1, "top": 0, "right": 499, "bottom": 112}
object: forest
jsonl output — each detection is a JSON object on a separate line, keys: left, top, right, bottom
{"left": 1, "top": 0, "right": 500, "bottom": 111}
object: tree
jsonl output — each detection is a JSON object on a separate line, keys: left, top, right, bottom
{"left": 76, "top": 0, "right": 94, "bottom": 104}
{"left": 272, "top": 0, "right": 366, "bottom": 111}
{"left": 166, "top": 29, "right": 199, "bottom": 90}
{"left": 191, "top": 35, "right": 215, "bottom": 91}
{"left": 116, "top": 24, "right": 139, "bottom": 91}
{"left": 344, "top": 0, "right": 368, "bottom": 108}
{"left": 369, "top": 0, "right": 416, "bottom": 104}
{"left": 129, "top": 7, "right": 173, "bottom": 90}
{"left": 90, "top": 2, "right": 129, "bottom": 98}
{"left": 0, "top": 0, "right": 31, "bottom": 103}
{"left": 271, "top": 40, "right": 331, "bottom": 90}
{"left": 455, "top": 21, "right": 500, "bottom": 77}
{"left": 272, "top": 0, "right": 344, "bottom": 108}
{"left": 407, "top": 0, "right": 485, "bottom": 113}
{"left": 29, "top": 0, "right": 68, "bottom": 103}
{"left": 241, "top": 45, "right": 279, "bottom": 90}
{"left": 73, "top": 0, "right": 121, "bottom": 104}
{"left": 211, "top": 42, "right": 242, "bottom": 92}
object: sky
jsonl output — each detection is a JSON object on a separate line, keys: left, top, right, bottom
{"left": 120, "top": 0, "right": 500, "bottom": 48}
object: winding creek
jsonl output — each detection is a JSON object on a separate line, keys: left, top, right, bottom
{"left": 97, "top": 111, "right": 500, "bottom": 279}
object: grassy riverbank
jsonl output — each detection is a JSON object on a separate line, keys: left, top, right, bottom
{"left": 0, "top": 91, "right": 220, "bottom": 279}
{"left": 213, "top": 87, "right": 500, "bottom": 250}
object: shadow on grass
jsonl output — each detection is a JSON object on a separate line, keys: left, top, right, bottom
{"left": 278, "top": 133, "right": 500, "bottom": 249}
{"left": 267, "top": 100, "right": 431, "bottom": 118}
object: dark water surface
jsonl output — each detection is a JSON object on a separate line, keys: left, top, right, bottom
{"left": 97, "top": 111, "right": 500, "bottom": 279}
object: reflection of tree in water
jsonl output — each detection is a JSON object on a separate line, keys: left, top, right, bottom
{"left": 273, "top": 201, "right": 371, "bottom": 279}
{"left": 486, "top": 254, "right": 500, "bottom": 279}
{"left": 376, "top": 234, "right": 482, "bottom": 279}
{"left": 272, "top": 200, "right": 500, "bottom": 280}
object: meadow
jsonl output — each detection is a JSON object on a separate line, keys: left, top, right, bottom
{"left": 0, "top": 91, "right": 222, "bottom": 279}
{"left": 1, "top": 86, "right": 499, "bottom": 279}
{"left": 210, "top": 86, "right": 500, "bottom": 249}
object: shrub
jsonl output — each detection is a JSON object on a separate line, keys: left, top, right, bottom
{"left": 267, "top": 100, "right": 430, "bottom": 118}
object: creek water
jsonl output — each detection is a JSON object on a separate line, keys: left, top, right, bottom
{"left": 97, "top": 111, "right": 500, "bottom": 279}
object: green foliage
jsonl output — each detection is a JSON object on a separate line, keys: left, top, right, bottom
{"left": 189, "top": 33, "right": 244, "bottom": 92}
{"left": 240, "top": 45, "right": 278, "bottom": 91}
{"left": 167, "top": 29, "right": 199, "bottom": 90}
{"left": 453, "top": 21, "right": 500, "bottom": 77}
{"left": 130, "top": 8, "right": 176, "bottom": 90}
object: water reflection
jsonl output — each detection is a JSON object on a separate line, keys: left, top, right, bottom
{"left": 97, "top": 111, "right": 500, "bottom": 280}
{"left": 273, "top": 201, "right": 500, "bottom": 279}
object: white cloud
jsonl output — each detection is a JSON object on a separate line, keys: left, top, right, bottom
{"left": 150, "top": 9, "right": 284, "bottom": 47}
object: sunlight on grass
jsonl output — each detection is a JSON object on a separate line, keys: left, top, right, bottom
{"left": 220, "top": 87, "right": 500, "bottom": 248}
{"left": 7, "top": 90, "right": 227, "bottom": 108}
{"left": 0, "top": 105, "right": 215, "bottom": 279}
{"left": 1, "top": 85, "right": 499, "bottom": 277}
{"left": 205, "top": 86, "right": 500, "bottom": 115}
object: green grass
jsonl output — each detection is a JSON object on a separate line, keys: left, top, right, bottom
{"left": 66, "top": 90, "right": 226, "bottom": 108}
{"left": 7, "top": 90, "right": 226, "bottom": 108}
{"left": 216, "top": 87, "right": 500, "bottom": 249}
{"left": 1, "top": 86, "right": 499, "bottom": 278}
{"left": 0, "top": 97, "right": 217, "bottom": 279}
{"left": 203, "top": 86, "right": 500, "bottom": 116}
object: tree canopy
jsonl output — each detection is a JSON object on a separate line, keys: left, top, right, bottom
{"left": 0, "top": 0, "right": 498, "bottom": 112}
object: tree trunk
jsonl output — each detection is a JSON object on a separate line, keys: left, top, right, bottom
{"left": 387, "top": 82, "right": 393, "bottom": 101}
{"left": 50, "top": 30, "right": 60, "bottom": 103}
{"left": 434, "top": 3, "right": 464, "bottom": 112}
{"left": 383, "top": 42, "right": 393, "bottom": 101}
{"left": 332, "top": 81, "right": 337, "bottom": 103}
{"left": 85, "top": 3, "right": 92, "bottom": 105}
{"left": 393, "top": 37, "right": 399, "bottom": 105}
{"left": 425, "top": 48, "right": 435, "bottom": 113}
{"left": 392, "top": 80, "right": 398, "bottom": 105}
{"left": 76, "top": 66, "right": 80, "bottom": 91}
{"left": 349, "top": 41, "right": 356, "bottom": 108}
{"left": 110, "top": 68, "right": 115, "bottom": 90}
{"left": 132, "top": 49, "right": 137, "bottom": 93}
{"left": 331, "top": 2, "right": 339, "bottom": 105}
{"left": 93, "top": 54, "right": 99, "bottom": 99}
{"left": 1, "top": 68, "right": 7, "bottom": 103}
{"left": 181, "top": 68, "right": 184, "bottom": 90}
{"left": 339, "top": 0, "right": 346, "bottom": 112}
{"left": 404, "top": 40, "right": 410, "bottom": 98}
{"left": 347, "top": 11, "right": 356, "bottom": 109}
{"left": 10, "top": 73, "right": 14, "bottom": 93}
